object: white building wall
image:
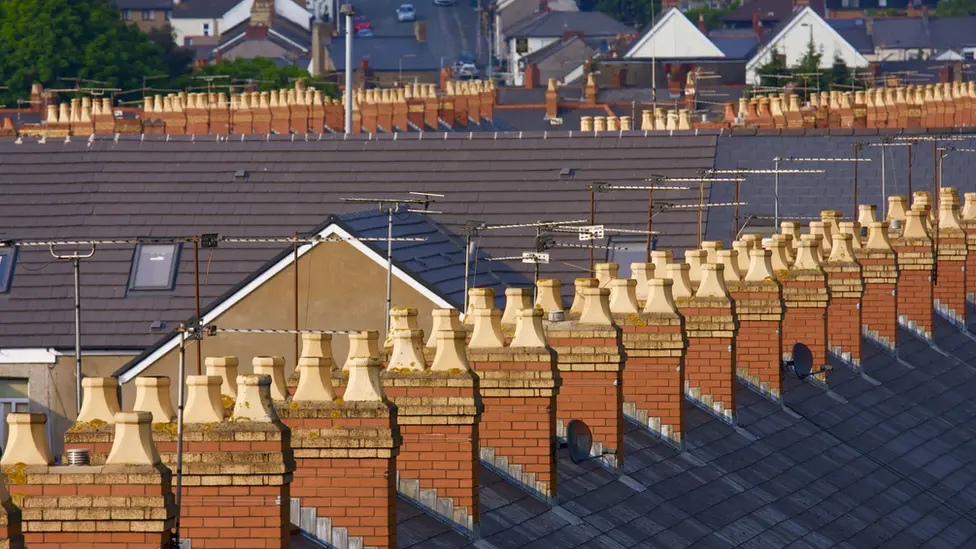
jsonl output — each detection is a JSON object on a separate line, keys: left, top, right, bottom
{"left": 746, "top": 9, "right": 868, "bottom": 85}
{"left": 509, "top": 37, "right": 558, "bottom": 85}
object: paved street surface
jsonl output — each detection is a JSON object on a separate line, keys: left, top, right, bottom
{"left": 350, "top": 0, "right": 488, "bottom": 68}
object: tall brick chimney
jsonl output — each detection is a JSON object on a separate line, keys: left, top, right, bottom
{"left": 545, "top": 78, "right": 559, "bottom": 119}
{"left": 935, "top": 188, "right": 968, "bottom": 325}
{"left": 778, "top": 235, "right": 829, "bottom": 384}
{"left": 824, "top": 232, "right": 864, "bottom": 369}
{"left": 728, "top": 248, "right": 784, "bottom": 401}
{"left": 894, "top": 202, "right": 935, "bottom": 340}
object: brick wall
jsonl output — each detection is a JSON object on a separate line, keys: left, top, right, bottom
{"left": 894, "top": 233, "right": 935, "bottom": 340}
{"left": 676, "top": 297, "right": 737, "bottom": 423}
{"left": 729, "top": 279, "right": 783, "bottom": 400}
{"left": 779, "top": 260, "right": 829, "bottom": 383}
{"left": 824, "top": 246, "right": 864, "bottom": 369}
{"left": 855, "top": 246, "right": 899, "bottom": 351}
{"left": 935, "top": 225, "right": 968, "bottom": 324}
{"left": 469, "top": 348, "right": 558, "bottom": 499}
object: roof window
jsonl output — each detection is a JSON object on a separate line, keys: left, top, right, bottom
{"left": 128, "top": 243, "right": 181, "bottom": 292}
{"left": 0, "top": 247, "right": 16, "bottom": 293}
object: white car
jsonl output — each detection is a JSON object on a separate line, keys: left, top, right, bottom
{"left": 452, "top": 62, "right": 477, "bottom": 79}
{"left": 396, "top": 4, "right": 416, "bottom": 21}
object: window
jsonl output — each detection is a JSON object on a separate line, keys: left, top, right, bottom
{"left": 142, "top": 9, "right": 155, "bottom": 20}
{"left": 607, "top": 239, "right": 652, "bottom": 279}
{"left": 203, "top": 23, "right": 211, "bottom": 36}
{"left": 122, "top": 9, "right": 132, "bottom": 20}
{"left": 128, "top": 243, "right": 181, "bottom": 292}
{"left": 0, "top": 247, "right": 16, "bottom": 293}
{"left": 0, "top": 379, "right": 29, "bottom": 447}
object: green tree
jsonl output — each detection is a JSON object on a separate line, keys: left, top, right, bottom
{"left": 0, "top": 0, "right": 167, "bottom": 106}
{"left": 171, "top": 58, "right": 338, "bottom": 97}
{"left": 828, "top": 53, "right": 851, "bottom": 89}
{"left": 684, "top": 1, "right": 741, "bottom": 31}
{"left": 586, "top": 0, "right": 662, "bottom": 27}
{"left": 936, "top": 0, "right": 976, "bottom": 16}
{"left": 754, "top": 47, "right": 788, "bottom": 92}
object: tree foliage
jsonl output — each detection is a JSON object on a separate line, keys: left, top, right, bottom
{"left": 170, "top": 58, "right": 337, "bottom": 97}
{"left": 0, "top": 0, "right": 167, "bottom": 106}
{"left": 684, "top": 1, "right": 741, "bottom": 31}
{"left": 936, "top": 0, "right": 976, "bottom": 16}
{"left": 581, "top": 0, "right": 662, "bottom": 27}
{"left": 754, "top": 44, "right": 856, "bottom": 100}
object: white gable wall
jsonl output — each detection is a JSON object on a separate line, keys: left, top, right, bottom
{"left": 173, "top": 0, "right": 310, "bottom": 45}
{"left": 746, "top": 7, "right": 868, "bottom": 85}
{"left": 624, "top": 8, "right": 724, "bottom": 59}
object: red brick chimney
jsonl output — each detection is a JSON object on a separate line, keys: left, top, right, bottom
{"left": 545, "top": 78, "right": 558, "bottom": 118}
{"left": 778, "top": 235, "right": 830, "bottom": 385}
{"left": 824, "top": 230, "right": 864, "bottom": 370}
{"left": 935, "top": 188, "right": 967, "bottom": 325}
{"left": 753, "top": 13, "right": 764, "bottom": 42}
{"left": 894, "top": 201, "right": 935, "bottom": 341}
{"left": 728, "top": 248, "right": 785, "bottom": 401}
{"left": 524, "top": 63, "right": 540, "bottom": 89}
{"left": 698, "top": 13, "right": 707, "bottom": 34}
{"left": 856, "top": 220, "right": 899, "bottom": 351}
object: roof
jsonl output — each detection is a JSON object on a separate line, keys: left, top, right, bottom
{"left": 114, "top": 0, "right": 174, "bottom": 10}
{"left": 711, "top": 36, "right": 759, "bottom": 59}
{"left": 172, "top": 0, "right": 241, "bottom": 19}
{"left": 623, "top": 8, "right": 726, "bottom": 60}
{"left": 871, "top": 16, "right": 976, "bottom": 51}
{"left": 0, "top": 133, "right": 715, "bottom": 350}
{"left": 399, "top": 317, "right": 976, "bottom": 547}
{"left": 327, "top": 37, "right": 440, "bottom": 71}
{"left": 522, "top": 35, "right": 592, "bottom": 65}
{"left": 833, "top": 25, "right": 874, "bottom": 54}
{"left": 748, "top": 6, "right": 870, "bottom": 71}
{"left": 722, "top": 0, "right": 793, "bottom": 23}
{"left": 505, "top": 11, "right": 632, "bottom": 39}
{"left": 216, "top": 17, "right": 312, "bottom": 55}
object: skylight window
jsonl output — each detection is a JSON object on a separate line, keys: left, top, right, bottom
{"left": 128, "top": 243, "right": 181, "bottom": 292}
{"left": 0, "top": 248, "right": 16, "bottom": 293}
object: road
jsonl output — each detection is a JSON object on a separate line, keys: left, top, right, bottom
{"left": 350, "top": 0, "right": 489, "bottom": 68}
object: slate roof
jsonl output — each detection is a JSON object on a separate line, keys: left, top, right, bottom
{"left": 0, "top": 133, "right": 714, "bottom": 350}
{"left": 705, "top": 133, "right": 976, "bottom": 243}
{"left": 871, "top": 16, "right": 976, "bottom": 50}
{"left": 216, "top": 17, "right": 312, "bottom": 56}
{"left": 722, "top": 0, "right": 793, "bottom": 24}
{"left": 711, "top": 36, "right": 759, "bottom": 59}
{"left": 114, "top": 0, "right": 174, "bottom": 10}
{"left": 832, "top": 25, "right": 874, "bottom": 54}
{"left": 399, "top": 318, "right": 976, "bottom": 547}
{"left": 172, "top": 0, "right": 241, "bottom": 19}
{"left": 505, "top": 11, "right": 632, "bottom": 39}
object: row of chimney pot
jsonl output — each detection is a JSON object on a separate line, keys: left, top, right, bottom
{"left": 3, "top": 189, "right": 976, "bottom": 549}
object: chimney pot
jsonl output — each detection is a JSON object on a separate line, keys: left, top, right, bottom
{"left": 231, "top": 374, "right": 280, "bottom": 422}
{"left": 77, "top": 377, "right": 122, "bottom": 424}
{"left": 132, "top": 376, "right": 176, "bottom": 423}
{"left": 502, "top": 288, "right": 533, "bottom": 325}
{"left": 608, "top": 278, "right": 640, "bottom": 314}
{"left": 579, "top": 286, "right": 613, "bottom": 325}
{"left": 105, "top": 411, "right": 161, "bottom": 466}
{"left": 184, "top": 376, "right": 225, "bottom": 423}
{"left": 252, "top": 356, "right": 288, "bottom": 401}
{"left": 205, "top": 356, "right": 240, "bottom": 400}
{"left": 535, "top": 279, "right": 564, "bottom": 312}
{"left": 0, "top": 413, "right": 54, "bottom": 465}
{"left": 511, "top": 308, "right": 548, "bottom": 347}
{"left": 430, "top": 330, "right": 472, "bottom": 370}
{"left": 469, "top": 308, "right": 506, "bottom": 348}
{"left": 344, "top": 330, "right": 380, "bottom": 372}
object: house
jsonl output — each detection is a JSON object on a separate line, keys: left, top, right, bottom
{"left": 746, "top": 6, "right": 869, "bottom": 84}
{"left": 116, "top": 0, "right": 173, "bottom": 32}
{"left": 505, "top": 11, "right": 632, "bottom": 85}
{"left": 322, "top": 29, "right": 443, "bottom": 87}
{"left": 869, "top": 13, "right": 976, "bottom": 61}
{"left": 822, "top": 0, "right": 936, "bottom": 19}
{"left": 518, "top": 33, "right": 596, "bottom": 85}
{"left": 213, "top": 0, "right": 312, "bottom": 64}
{"left": 0, "top": 129, "right": 714, "bottom": 453}
{"left": 493, "top": 0, "right": 580, "bottom": 71}
{"left": 6, "top": 129, "right": 976, "bottom": 549}
{"left": 720, "top": 0, "right": 822, "bottom": 30}
{"left": 171, "top": 0, "right": 311, "bottom": 47}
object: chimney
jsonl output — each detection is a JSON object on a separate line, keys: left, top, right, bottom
{"left": 676, "top": 263, "right": 737, "bottom": 423}
{"left": 311, "top": 21, "right": 332, "bottom": 77}
{"left": 6, "top": 412, "right": 176, "bottom": 548}
{"left": 468, "top": 307, "right": 559, "bottom": 498}
{"left": 523, "top": 63, "right": 540, "bottom": 89}
{"left": 698, "top": 13, "right": 707, "bottom": 34}
{"left": 631, "top": 262, "right": 654, "bottom": 303}
{"left": 545, "top": 78, "right": 559, "bottom": 119}
{"left": 615, "top": 276, "right": 687, "bottom": 446}
{"left": 569, "top": 277, "right": 599, "bottom": 317}
{"left": 892, "top": 204, "right": 935, "bottom": 340}
{"left": 853, "top": 221, "right": 898, "bottom": 351}
{"left": 585, "top": 72, "right": 598, "bottom": 106}
{"left": 534, "top": 279, "right": 564, "bottom": 312}
{"left": 729, "top": 248, "right": 784, "bottom": 401}
{"left": 935, "top": 188, "right": 967, "bottom": 325}
{"left": 502, "top": 288, "right": 533, "bottom": 326}
{"left": 778, "top": 235, "right": 830, "bottom": 384}
{"left": 132, "top": 376, "right": 176, "bottom": 422}
{"left": 414, "top": 20, "right": 427, "bottom": 42}
{"left": 378, "top": 315, "right": 482, "bottom": 534}
{"left": 824, "top": 232, "right": 864, "bottom": 370}
{"left": 544, "top": 287, "right": 624, "bottom": 468}
{"left": 251, "top": 0, "right": 274, "bottom": 26}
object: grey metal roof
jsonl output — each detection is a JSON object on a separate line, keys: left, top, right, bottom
{"left": 114, "top": 0, "right": 174, "bottom": 10}
{"left": 505, "top": 11, "right": 632, "bottom": 39}
{"left": 711, "top": 36, "right": 759, "bottom": 59}
{"left": 0, "top": 132, "right": 715, "bottom": 350}
{"left": 871, "top": 16, "right": 976, "bottom": 51}
{"left": 399, "top": 317, "right": 976, "bottom": 547}
{"left": 172, "top": 0, "right": 241, "bottom": 19}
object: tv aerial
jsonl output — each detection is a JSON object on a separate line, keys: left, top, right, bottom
{"left": 783, "top": 342, "right": 832, "bottom": 380}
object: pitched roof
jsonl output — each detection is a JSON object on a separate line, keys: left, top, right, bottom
{"left": 0, "top": 133, "right": 715, "bottom": 351}
{"left": 748, "top": 6, "right": 870, "bottom": 71}
{"left": 399, "top": 318, "right": 976, "bottom": 547}
{"left": 172, "top": 0, "right": 242, "bottom": 19}
{"left": 711, "top": 36, "right": 759, "bottom": 59}
{"left": 722, "top": 0, "right": 793, "bottom": 23}
{"left": 327, "top": 37, "right": 440, "bottom": 71}
{"left": 505, "top": 11, "right": 632, "bottom": 38}
{"left": 871, "top": 16, "right": 976, "bottom": 51}
{"left": 114, "top": 0, "right": 174, "bottom": 10}
{"left": 623, "top": 7, "right": 726, "bottom": 59}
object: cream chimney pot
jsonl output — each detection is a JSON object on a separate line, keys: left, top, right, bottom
{"left": 643, "top": 278, "right": 678, "bottom": 314}
{"left": 579, "top": 287, "right": 613, "bottom": 325}
{"left": 631, "top": 263, "right": 654, "bottom": 302}
{"left": 344, "top": 331, "right": 380, "bottom": 372}
{"left": 511, "top": 308, "right": 547, "bottom": 347}
{"left": 609, "top": 278, "right": 640, "bottom": 314}
{"left": 105, "top": 411, "right": 161, "bottom": 466}
{"left": 502, "top": 288, "right": 533, "bottom": 325}
{"left": 206, "top": 356, "right": 240, "bottom": 400}
{"left": 252, "top": 356, "right": 288, "bottom": 401}
{"left": 685, "top": 250, "right": 707, "bottom": 284}
{"left": 827, "top": 233, "right": 856, "bottom": 263}
{"left": 184, "top": 376, "right": 225, "bottom": 423}
{"left": 732, "top": 241, "right": 751, "bottom": 274}
{"left": 665, "top": 263, "right": 694, "bottom": 298}
{"left": 469, "top": 308, "right": 506, "bottom": 348}
{"left": 717, "top": 250, "right": 742, "bottom": 282}
{"left": 77, "top": 377, "right": 122, "bottom": 424}
{"left": 535, "top": 279, "right": 564, "bottom": 312}
{"left": 133, "top": 376, "right": 176, "bottom": 423}
{"left": 387, "top": 329, "right": 427, "bottom": 371}
{"left": 430, "top": 330, "right": 472, "bottom": 371}
{"left": 594, "top": 262, "right": 618, "bottom": 287}
{"left": 858, "top": 205, "right": 877, "bottom": 227}
{"left": 839, "top": 221, "right": 863, "bottom": 249}
{"left": 344, "top": 357, "right": 386, "bottom": 401}
{"left": 426, "top": 308, "right": 462, "bottom": 348}
{"left": 231, "top": 375, "right": 280, "bottom": 422}
{"left": 570, "top": 278, "right": 599, "bottom": 315}
{"left": 695, "top": 263, "right": 730, "bottom": 298}
{"left": 865, "top": 221, "right": 893, "bottom": 250}
{"left": 1, "top": 413, "right": 54, "bottom": 465}
{"left": 744, "top": 248, "right": 776, "bottom": 282}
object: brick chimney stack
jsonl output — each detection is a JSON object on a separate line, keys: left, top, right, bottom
{"left": 728, "top": 248, "right": 784, "bottom": 401}
{"left": 894, "top": 199, "right": 936, "bottom": 340}
{"left": 545, "top": 78, "right": 559, "bottom": 119}
{"left": 778, "top": 234, "right": 830, "bottom": 384}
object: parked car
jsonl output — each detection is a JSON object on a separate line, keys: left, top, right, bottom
{"left": 396, "top": 4, "right": 416, "bottom": 21}
{"left": 353, "top": 15, "right": 372, "bottom": 32}
{"left": 434, "top": 0, "right": 456, "bottom": 6}
{"left": 452, "top": 61, "right": 477, "bottom": 79}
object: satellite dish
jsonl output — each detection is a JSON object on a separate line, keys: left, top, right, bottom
{"left": 791, "top": 342, "right": 814, "bottom": 377}
{"left": 566, "top": 419, "right": 592, "bottom": 464}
